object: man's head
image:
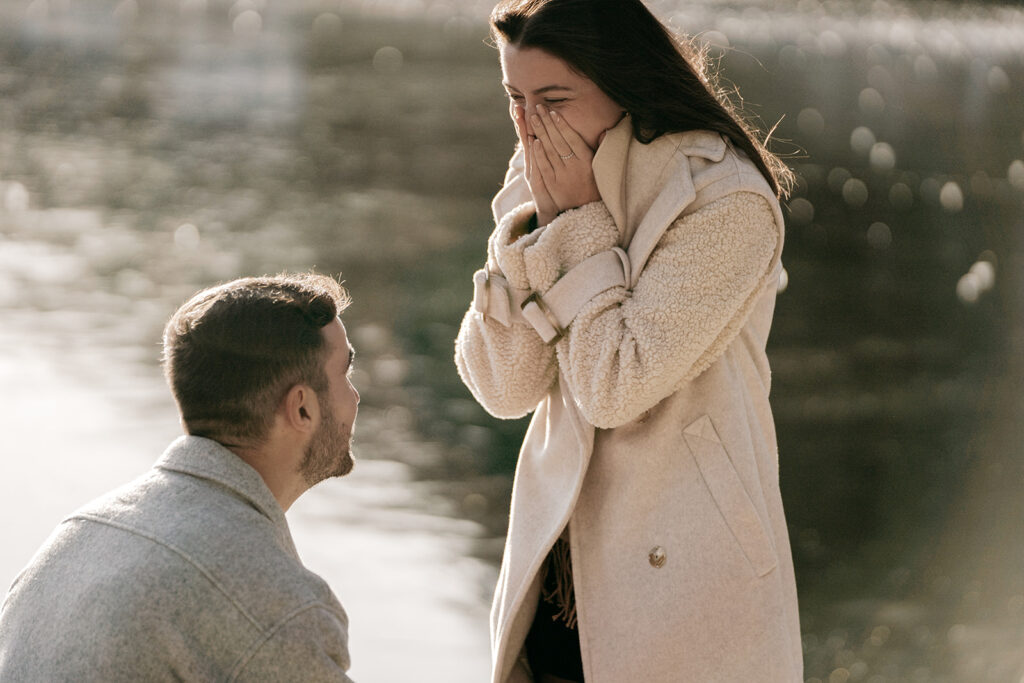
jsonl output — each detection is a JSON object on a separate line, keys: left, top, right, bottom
{"left": 162, "top": 273, "right": 358, "bottom": 488}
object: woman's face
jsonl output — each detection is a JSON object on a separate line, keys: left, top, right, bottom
{"left": 499, "top": 43, "right": 625, "bottom": 151}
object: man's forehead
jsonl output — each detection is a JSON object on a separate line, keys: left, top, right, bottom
{"left": 321, "top": 317, "right": 349, "bottom": 351}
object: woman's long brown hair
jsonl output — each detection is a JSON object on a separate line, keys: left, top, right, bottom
{"left": 491, "top": 0, "right": 793, "bottom": 198}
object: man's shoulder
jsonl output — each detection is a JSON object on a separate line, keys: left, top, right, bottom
{"left": 1, "top": 515, "right": 344, "bottom": 683}
{"left": 59, "top": 464, "right": 338, "bottom": 620}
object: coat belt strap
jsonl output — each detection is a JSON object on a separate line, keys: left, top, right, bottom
{"left": 520, "top": 247, "right": 631, "bottom": 344}
{"left": 472, "top": 269, "right": 530, "bottom": 327}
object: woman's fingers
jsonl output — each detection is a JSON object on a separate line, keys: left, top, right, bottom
{"left": 529, "top": 141, "right": 559, "bottom": 218}
{"left": 532, "top": 106, "right": 575, "bottom": 162}
{"left": 532, "top": 138, "right": 556, "bottom": 185}
{"left": 517, "top": 106, "right": 537, "bottom": 176}
{"left": 515, "top": 110, "right": 559, "bottom": 224}
{"left": 547, "top": 108, "right": 592, "bottom": 158}
{"left": 513, "top": 105, "right": 529, "bottom": 155}
{"left": 525, "top": 105, "right": 602, "bottom": 215}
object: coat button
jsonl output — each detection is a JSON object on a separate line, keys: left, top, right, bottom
{"left": 649, "top": 546, "right": 666, "bottom": 568}
{"left": 637, "top": 409, "right": 651, "bottom": 424}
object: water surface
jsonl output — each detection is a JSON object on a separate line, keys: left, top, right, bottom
{"left": 1, "top": 1, "right": 1023, "bottom": 680}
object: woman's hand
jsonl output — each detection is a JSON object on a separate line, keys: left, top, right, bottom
{"left": 529, "top": 104, "right": 601, "bottom": 223}
{"left": 512, "top": 103, "right": 560, "bottom": 228}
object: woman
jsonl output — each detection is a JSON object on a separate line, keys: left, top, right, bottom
{"left": 455, "top": 1, "right": 802, "bottom": 681}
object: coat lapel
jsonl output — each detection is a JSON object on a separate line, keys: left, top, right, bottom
{"left": 623, "top": 150, "right": 696, "bottom": 288}
{"left": 592, "top": 118, "right": 631, "bottom": 234}
{"left": 593, "top": 123, "right": 730, "bottom": 289}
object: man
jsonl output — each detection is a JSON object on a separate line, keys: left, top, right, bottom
{"left": 0, "top": 273, "right": 359, "bottom": 682}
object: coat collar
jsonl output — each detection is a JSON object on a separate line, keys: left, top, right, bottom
{"left": 155, "top": 435, "right": 290, "bottom": 536}
{"left": 492, "top": 120, "right": 728, "bottom": 234}
{"left": 592, "top": 118, "right": 728, "bottom": 286}
{"left": 593, "top": 117, "right": 728, "bottom": 232}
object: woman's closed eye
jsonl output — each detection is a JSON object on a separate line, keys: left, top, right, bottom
{"left": 504, "top": 92, "right": 568, "bottom": 106}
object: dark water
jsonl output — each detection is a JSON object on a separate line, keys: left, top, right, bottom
{"left": 1, "top": 1, "right": 1023, "bottom": 680}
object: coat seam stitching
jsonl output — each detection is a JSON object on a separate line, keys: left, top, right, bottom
{"left": 69, "top": 514, "right": 263, "bottom": 629}
{"left": 227, "top": 602, "right": 345, "bottom": 681}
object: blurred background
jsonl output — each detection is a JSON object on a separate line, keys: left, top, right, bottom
{"left": 0, "top": 0, "right": 1021, "bottom": 681}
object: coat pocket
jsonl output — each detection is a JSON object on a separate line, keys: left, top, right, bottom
{"left": 683, "top": 415, "right": 777, "bottom": 577}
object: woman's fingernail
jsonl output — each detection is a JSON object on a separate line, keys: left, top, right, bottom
{"left": 551, "top": 111, "right": 559, "bottom": 120}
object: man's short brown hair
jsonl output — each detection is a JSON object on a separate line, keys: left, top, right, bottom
{"left": 162, "top": 273, "right": 351, "bottom": 444}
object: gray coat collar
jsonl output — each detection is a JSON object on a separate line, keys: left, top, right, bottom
{"left": 155, "top": 435, "right": 293, "bottom": 549}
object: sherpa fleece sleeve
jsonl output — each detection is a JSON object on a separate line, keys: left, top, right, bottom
{"left": 454, "top": 202, "right": 559, "bottom": 419}
{"left": 536, "top": 191, "right": 778, "bottom": 429}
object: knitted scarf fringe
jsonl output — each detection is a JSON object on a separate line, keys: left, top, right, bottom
{"left": 541, "top": 537, "right": 578, "bottom": 629}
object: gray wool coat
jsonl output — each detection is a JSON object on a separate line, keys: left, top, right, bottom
{"left": 0, "top": 436, "right": 354, "bottom": 683}
{"left": 456, "top": 117, "right": 802, "bottom": 682}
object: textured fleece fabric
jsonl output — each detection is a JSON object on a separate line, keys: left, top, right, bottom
{"left": 0, "top": 436, "right": 354, "bottom": 683}
{"left": 481, "top": 192, "right": 776, "bottom": 429}
{"left": 455, "top": 118, "right": 802, "bottom": 683}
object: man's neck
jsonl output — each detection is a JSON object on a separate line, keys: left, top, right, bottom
{"left": 226, "top": 443, "right": 304, "bottom": 512}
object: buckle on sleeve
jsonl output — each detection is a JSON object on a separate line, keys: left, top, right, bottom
{"left": 520, "top": 291, "right": 564, "bottom": 344}
{"left": 472, "top": 269, "right": 490, "bottom": 315}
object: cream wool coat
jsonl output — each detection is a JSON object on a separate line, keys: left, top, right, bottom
{"left": 455, "top": 117, "right": 802, "bottom": 683}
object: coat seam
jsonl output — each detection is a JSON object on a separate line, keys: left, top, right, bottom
{"left": 227, "top": 602, "right": 346, "bottom": 681}
{"left": 69, "top": 514, "right": 263, "bottom": 630}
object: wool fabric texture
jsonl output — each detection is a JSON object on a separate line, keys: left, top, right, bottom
{"left": 0, "top": 436, "right": 354, "bottom": 683}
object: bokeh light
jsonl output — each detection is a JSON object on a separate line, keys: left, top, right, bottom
{"left": 312, "top": 12, "right": 344, "bottom": 39}
{"left": 828, "top": 167, "right": 853, "bottom": 193}
{"left": 850, "top": 126, "right": 877, "bottom": 155}
{"left": 373, "top": 46, "right": 404, "bottom": 73}
{"left": 1, "top": 1, "right": 1023, "bottom": 680}
{"left": 869, "top": 142, "right": 896, "bottom": 173}
{"left": 867, "top": 221, "right": 892, "bottom": 249}
{"left": 858, "top": 87, "right": 885, "bottom": 117}
{"left": 232, "top": 9, "right": 262, "bottom": 37}
{"left": 788, "top": 197, "right": 815, "bottom": 225}
{"left": 174, "top": 223, "right": 200, "bottom": 251}
{"left": 842, "top": 177, "right": 869, "bottom": 207}
{"left": 798, "top": 107, "right": 826, "bottom": 138}
{"left": 1009, "top": 160, "right": 1024, "bottom": 192}
{"left": 888, "top": 182, "right": 913, "bottom": 210}
{"left": 939, "top": 181, "right": 964, "bottom": 213}
{"left": 956, "top": 259, "right": 997, "bottom": 305}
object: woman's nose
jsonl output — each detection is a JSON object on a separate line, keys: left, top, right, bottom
{"left": 523, "top": 102, "right": 538, "bottom": 138}
{"left": 514, "top": 103, "right": 532, "bottom": 138}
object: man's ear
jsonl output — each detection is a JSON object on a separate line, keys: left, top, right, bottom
{"left": 280, "top": 384, "right": 319, "bottom": 434}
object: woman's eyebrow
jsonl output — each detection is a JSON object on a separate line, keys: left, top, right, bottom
{"left": 503, "top": 82, "right": 574, "bottom": 95}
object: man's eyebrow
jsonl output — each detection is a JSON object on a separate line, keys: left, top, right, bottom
{"left": 502, "top": 82, "right": 574, "bottom": 95}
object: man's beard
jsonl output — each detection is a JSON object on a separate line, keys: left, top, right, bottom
{"left": 299, "top": 405, "right": 354, "bottom": 487}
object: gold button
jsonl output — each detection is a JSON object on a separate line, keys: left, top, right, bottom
{"left": 649, "top": 546, "right": 666, "bottom": 568}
